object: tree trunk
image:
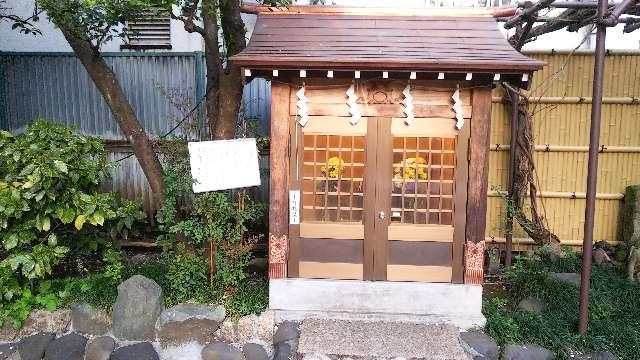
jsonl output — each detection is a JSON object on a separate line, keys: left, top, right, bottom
{"left": 61, "top": 30, "right": 165, "bottom": 204}
{"left": 213, "top": 0, "right": 247, "bottom": 140}
{"left": 201, "top": 0, "right": 222, "bottom": 140}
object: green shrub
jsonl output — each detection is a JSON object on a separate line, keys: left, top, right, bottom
{"left": 155, "top": 139, "right": 266, "bottom": 294}
{"left": 224, "top": 276, "right": 268, "bottom": 318}
{"left": 0, "top": 120, "right": 144, "bottom": 327}
{"left": 483, "top": 297, "right": 522, "bottom": 345}
{"left": 163, "top": 246, "right": 210, "bottom": 306}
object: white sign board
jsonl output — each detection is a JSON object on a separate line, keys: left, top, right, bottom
{"left": 289, "top": 190, "right": 300, "bottom": 225}
{"left": 188, "top": 139, "right": 261, "bottom": 193}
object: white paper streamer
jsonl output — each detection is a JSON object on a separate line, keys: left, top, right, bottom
{"left": 346, "top": 84, "right": 361, "bottom": 125}
{"left": 296, "top": 85, "right": 309, "bottom": 127}
{"left": 452, "top": 85, "right": 465, "bottom": 130}
{"left": 402, "top": 84, "right": 415, "bottom": 125}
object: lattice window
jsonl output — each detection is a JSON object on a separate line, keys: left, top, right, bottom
{"left": 123, "top": 8, "right": 171, "bottom": 49}
{"left": 390, "top": 136, "right": 456, "bottom": 225}
{"left": 302, "top": 134, "right": 366, "bottom": 223}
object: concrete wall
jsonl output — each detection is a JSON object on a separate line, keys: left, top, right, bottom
{"left": 0, "top": 0, "right": 204, "bottom": 52}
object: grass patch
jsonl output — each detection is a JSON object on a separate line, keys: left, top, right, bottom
{"left": 55, "top": 258, "right": 268, "bottom": 318}
{"left": 484, "top": 251, "right": 640, "bottom": 359}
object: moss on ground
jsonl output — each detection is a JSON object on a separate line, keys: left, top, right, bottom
{"left": 484, "top": 251, "right": 640, "bottom": 360}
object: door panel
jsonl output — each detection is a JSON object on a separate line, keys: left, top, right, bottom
{"left": 384, "top": 123, "right": 458, "bottom": 282}
{"left": 297, "top": 120, "right": 370, "bottom": 280}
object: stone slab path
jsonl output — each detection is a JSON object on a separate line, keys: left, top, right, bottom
{"left": 298, "top": 319, "right": 470, "bottom": 359}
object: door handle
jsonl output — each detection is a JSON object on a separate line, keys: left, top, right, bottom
{"left": 379, "top": 211, "right": 386, "bottom": 220}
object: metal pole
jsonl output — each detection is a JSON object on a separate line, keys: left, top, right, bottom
{"left": 505, "top": 90, "right": 519, "bottom": 268}
{"left": 578, "top": 0, "right": 608, "bottom": 335}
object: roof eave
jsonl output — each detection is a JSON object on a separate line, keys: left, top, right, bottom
{"left": 230, "top": 56, "right": 546, "bottom": 73}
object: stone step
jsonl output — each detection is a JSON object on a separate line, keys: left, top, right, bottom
{"left": 270, "top": 279, "right": 485, "bottom": 330}
{"left": 297, "top": 319, "right": 470, "bottom": 359}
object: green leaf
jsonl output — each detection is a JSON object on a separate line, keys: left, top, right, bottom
{"left": 4, "top": 234, "right": 18, "bottom": 250}
{"left": 34, "top": 191, "right": 45, "bottom": 202}
{"left": 74, "top": 215, "right": 86, "bottom": 230}
{"left": 41, "top": 216, "right": 51, "bottom": 231}
{"left": 53, "top": 160, "right": 68, "bottom": 174}
{"left": 54, "top": 246, "right": 69, "bottom": 255}
{"left": 92, "top": 211, "right": 105, "bottom": 226}
{"left": 61, "top": 208, "right": 75, "bottom": 224}
{"left": 47, "top": 233, "right": 57, "bottom": 246}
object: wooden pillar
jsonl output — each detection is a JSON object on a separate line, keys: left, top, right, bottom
{"left": 452, "top": 112, "right": 470, "bottom": 284}
{"left": 269, "top": 82, "right": 291, "bottom": 278}
{"left": 464, "top": 85, "right": 493, "bottom": 285}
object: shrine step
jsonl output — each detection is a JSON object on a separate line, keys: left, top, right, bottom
{"left": 297, "top": 319, "right": 469, "bottom": 359}
{"left": 269, "top": 278, "right": 485, "bottom": 330}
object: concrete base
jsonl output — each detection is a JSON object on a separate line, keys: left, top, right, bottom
{"left": 270, "top": 278, "right": 485, "bottom": 330}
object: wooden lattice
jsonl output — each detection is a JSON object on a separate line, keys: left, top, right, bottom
{"left": 302, "top": 134, "right": 366, "bottom": 223}
{"left": 391, "top": 136, "right": 456, "bottom": 225}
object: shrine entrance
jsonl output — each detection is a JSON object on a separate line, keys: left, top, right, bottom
{"left": 289, "top": 83, "right": 469, "bottom": 283}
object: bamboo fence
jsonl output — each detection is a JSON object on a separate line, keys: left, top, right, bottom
{"left": 487, "top": 51, "right": 640, "bottom": 250}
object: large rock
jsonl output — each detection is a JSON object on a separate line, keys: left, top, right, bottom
{"left": 518, "top": 297, "right": 545, "bottom": 315}
{"left": 84, "top": 336, "right": 115, "bottom": 360}
{"left": 17, "top": 333, "right": 55, "bottom": 360}
{"left": 110, "top": 342, "right": 159, "bottom": 360}
{"left": 243, "top": 343, "right": 269, "bottom": 360}
{"left": 460, "top": 330, "right": 499, "bottom": 360}
{"left": 112, "top": 275, "right": 164, "bottom": 341}
{"left": 549, "top": 272, "right": 582, "bottom": 288}
{"left": 502, "top": 344, "right": 553, "bottom": 360}
{"left": 593, "top": 248, "right": 611, "bottom": 266}
{"left": 71, "top": 303, "right": 110, "bottom": 335}
{"left": 156, "top": 304, "right": 225, "bottom": 346}
{"left": 273, "top": 342, "right": 293, "bottom": 360}
{"left": 273, "top": 321, "right": 300, "bottom": 360}
{"left": 273, "top": 321, "right": 300, "bottom": 344}
{"left": 217, "top": 310, "right": 274, "bottom": 344}
{"left": 44, "top": 332, "right": 87, "bottom": 360}
{"left": 201, "top": 341, "right": 243, "bottom": 360}
{"left": 0, "top": 343, "right": 17, "bottom": 360}
{"left": 19, "top": 310, "right": 71, "bottom": 338}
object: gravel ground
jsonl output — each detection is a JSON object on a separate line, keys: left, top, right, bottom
{"left": 298, "top": 319, "right": 470, "bottom": 359}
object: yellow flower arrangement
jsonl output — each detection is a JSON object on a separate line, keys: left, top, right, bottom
{"left": 394, "top": 156, "right": 428, "bottom": 180}
{"left": 321, "top": 156, "right": 344, "bottom": 179}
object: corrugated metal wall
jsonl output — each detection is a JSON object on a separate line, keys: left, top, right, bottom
{"left": 0, "top": 52, "right": 272, "bottom": 219}
{"left": 1, "top": 53, "right": 201, "bottom": 138}
{"left": 487, "top": 51, "right": 640, "bottom": 249}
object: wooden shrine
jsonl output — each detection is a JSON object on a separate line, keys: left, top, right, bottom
{"left": 231, "top": 6, "right": 544, "bottom": 286}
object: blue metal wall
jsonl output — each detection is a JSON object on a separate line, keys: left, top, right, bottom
{"left": 0, "top": 52, "right": 272, "bottom": 217}
{"left": 0, "top": 52, "right": 271, "bottom": 137}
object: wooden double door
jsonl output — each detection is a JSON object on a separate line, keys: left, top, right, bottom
{"left": 288, "top": 115, "right": 468, "bottom": 283}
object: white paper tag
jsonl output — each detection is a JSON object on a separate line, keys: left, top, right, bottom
{"left": 289, "top": 190, "right": 300, "bottom": 225}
